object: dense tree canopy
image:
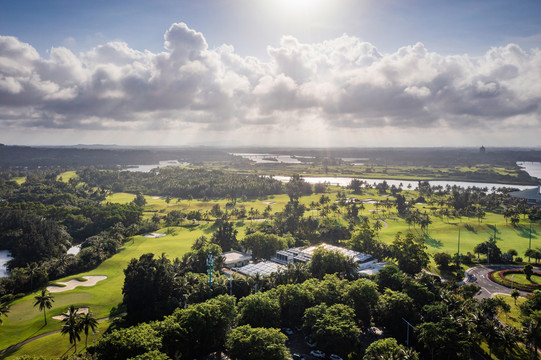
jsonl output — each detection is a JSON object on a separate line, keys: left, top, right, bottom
{"left": 226, "top": 325, "right": 290, "bottom": 360}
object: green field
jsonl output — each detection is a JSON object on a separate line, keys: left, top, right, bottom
{"left": 10, "top": 177, "right": 26, "bottom": 185}
{"left": 56, "top": 171, "right": 79, "bottom": 183}
{"left": 2, "top": 320, "right": 112, "bottom": 360}
{"left": 106, "top": 188, "right": 541, "bottom": 258}
{"left": 2, "top": 183, "right": 541, "bottom": 358}
{"left": 0, "top": 225, "right": 203, "bottom": 356}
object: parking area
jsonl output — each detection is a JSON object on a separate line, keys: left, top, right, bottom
{"left": 283, "top": 326, "right": 385, "bottom": 360}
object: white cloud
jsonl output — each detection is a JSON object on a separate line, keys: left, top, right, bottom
{"left": 0, "top": 23, "right": 540, "bottom": 144}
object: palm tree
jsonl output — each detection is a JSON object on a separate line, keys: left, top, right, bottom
{"left": 80, "top": 310, "right": 98, "bottom": 348}
{"left": 0, "top": 301, "right": 10, "bottom": 325}
{"left": 26, "top": 262, "right": 39, "bottom": 291}
{"left": 33, "top": 289, "right": 54, "bottom": 325}
{"left": 61, "top": 305, "right": 82, "bottom": 353}
{"left": 511, "top": 289, "right": 520, "bottom": 305}
{"left": 373, "top": 220, "right": 383, "bottom": 237}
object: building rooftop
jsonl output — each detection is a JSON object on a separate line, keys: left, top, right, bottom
{"left": 223, "top": 251, "right": 252, "bottom": 265}
{"left": 301, "top": 243, "right": 372, "bottom": 263}
{"left": 236, "top": 261, "right": 285, "bottom": 277}
{"left": 509, "top": 186, "right": 541, "bottom": 203}
{"left": 274, "top": 243, "right": 372, "bottom": 265}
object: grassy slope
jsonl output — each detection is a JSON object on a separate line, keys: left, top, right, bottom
{"left": 0, "top": 226, "right": 201, "bottom": 353}
{"left": 2, "top": 320, "right": 111, "bottom": 360}
{"left": 497, "top": 294, "right": 527, "bottom": 329}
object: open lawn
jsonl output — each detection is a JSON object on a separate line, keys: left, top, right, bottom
{"left": 10, "top": 177, "right": 26, "bottom": 185}
{"left": 0, "top": 225, "right": 204, "bottom": 354}
{"left": 497, "top": 294, "right": 527, "bottom": 329}
{"left": 1, "top": 320, "right": 112, "bottom": 360}
{"left": 56, "top": 171, "right": 79, "bottom": 183}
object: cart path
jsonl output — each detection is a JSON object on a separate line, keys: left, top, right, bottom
{"left": 0, "top": 313, "right": 125, "bottom": 355}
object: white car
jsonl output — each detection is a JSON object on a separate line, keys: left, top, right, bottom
{"left": 329, "top": 355, "right": 343, "bottom": 360}
{"left": 310, "top": 350, "right": 325, "bottom": 358}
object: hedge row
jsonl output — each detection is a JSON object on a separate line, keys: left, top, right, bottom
{"left": 488, "top": 269, "right": 541, "bottom": 292}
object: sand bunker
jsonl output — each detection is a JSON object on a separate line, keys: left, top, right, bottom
{"left": 52, "top": 307, "right": 89, "bottom": 320}
{"left": 47, "top": 276, "right": 107, "bottom": 293}
{"left": 262, "top": 201, "right": 276, "bottom": 205}
{"left": 143, "top": 233, "right": 166, "bottom": 238}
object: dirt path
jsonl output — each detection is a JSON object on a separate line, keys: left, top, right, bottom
{"left": 0, "top": 313, "right": 124, "bottom": 356}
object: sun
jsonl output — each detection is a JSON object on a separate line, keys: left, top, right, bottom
{"left": 265, "top": 0, "right": 331, "bottom": 21}
{"left": 278, "top": 0, "right": 325, "bottom": 12}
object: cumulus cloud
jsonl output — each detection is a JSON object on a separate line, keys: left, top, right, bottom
{"left": 0, "top": 24, "right": 540, "bottom": 137}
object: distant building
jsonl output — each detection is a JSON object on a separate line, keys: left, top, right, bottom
{"left": 509, "top": 186, "right": 541, "bottom": 205}
{"left": 233, "top": 243, "right": 386, "bottom": 277}
{"left": 236, "top": 261, "right": 285, "bottom": 277}
{"left": 480, "top": 145, "right": 486, "bottom": 153}
{"left": 223, "top": 251, "right": 252, "bottom": 268}
{"left": 274, "top": 243, "right": 372, "bottom": 265}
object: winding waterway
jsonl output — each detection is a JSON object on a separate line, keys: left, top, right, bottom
{"left": 517, "top": 161, "right": 541, "bottom": 180}
{"left": 271, "top": 176, "right": 535, "bottom": 191}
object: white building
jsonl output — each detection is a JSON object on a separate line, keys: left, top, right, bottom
{"left": 223, "top": 251, "right": 252, "bottom": 268}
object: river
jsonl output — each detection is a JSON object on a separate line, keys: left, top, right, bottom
{"left": 517, "top": 161, "right": 541, "bottom": 180}
{"left": 0, "top": 250, "right": 12, "bottom": 278}
{"left": 231, "top": 153, "right": 311, "bottom": 164}
{"left": 271, "top": 176, "right": 536, "bottom": 191}
{"left": 123, "top": 160, "right": 190, "bottom": 172}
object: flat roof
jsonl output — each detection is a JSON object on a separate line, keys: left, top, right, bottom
{"left": 302, "top": 243, "right": 372, "bottom": 262}
{"left": 223, "top": 251, "right": 252, "bottom": 263}
{"left": 510, "top": 186, "right": 541, "bottom": 201}
{"left": 237, "top": 261, "right": 285, "bottom": 277}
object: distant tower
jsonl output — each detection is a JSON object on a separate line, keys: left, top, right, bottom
{"left": 480, "top": 145, "right": 486, "bottom": 154}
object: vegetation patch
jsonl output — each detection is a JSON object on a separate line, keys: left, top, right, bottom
{"left": 488, "top": 269, "right": 541, "bottom": 291}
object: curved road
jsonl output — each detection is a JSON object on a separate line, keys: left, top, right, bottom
{"left": 465, "top": 265, "right": 530, "bottom": 299}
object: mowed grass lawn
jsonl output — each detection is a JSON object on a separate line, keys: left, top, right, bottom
{"left": 56, "top": 171, "right": 79, "bottom": 183}
{"left": 0, "top": 226, "right": 202, "bottom": 354}
{"left": 107, "top": 190, "right": 541, "bottom": 257}
{"left": 2, "top": 320, "right": 112, "bottom": 360}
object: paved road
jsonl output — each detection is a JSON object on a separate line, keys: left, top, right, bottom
{"left": 464, "top": 265, "right": 529, "bottom": 299}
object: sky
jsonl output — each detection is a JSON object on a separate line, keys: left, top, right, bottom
{"left": 0, "top": 0, "right": 540, "bottom": 147}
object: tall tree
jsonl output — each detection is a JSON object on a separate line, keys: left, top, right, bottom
{"left": 123, "top": 253, "right": 176, "bottom": 324}
{"left": 390, "top": 232, "right": 429, "bottom": 275}
{"left": 61, "top": 305, "right": 82, "bottom": 353}
{"left": 80, "top": 311, "right": 99, "bottom": 348}
{"left": 33, "top": 289, "right": 54, "bottom": 325}
{"left": 226, "top": 325, "right": 290, "bottom": 360}
{"left": 237, "top": 292, "right": 281, "bottom": 328}
{"left": 211, "top": 221, "right": 238, "bottom": 251}
{"left": 363, "top": 337, "right": 419, "bottom": 360}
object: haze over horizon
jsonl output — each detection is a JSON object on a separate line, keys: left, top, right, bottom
{"left": 1, "top": 0, "right": 540, "bottom": 147}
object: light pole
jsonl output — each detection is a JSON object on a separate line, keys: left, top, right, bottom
{"left": 402, "top": 318, "right": 415, "bottom": 346}
{"left": 207, "top": 253, "right": 213, "bottom": 298}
